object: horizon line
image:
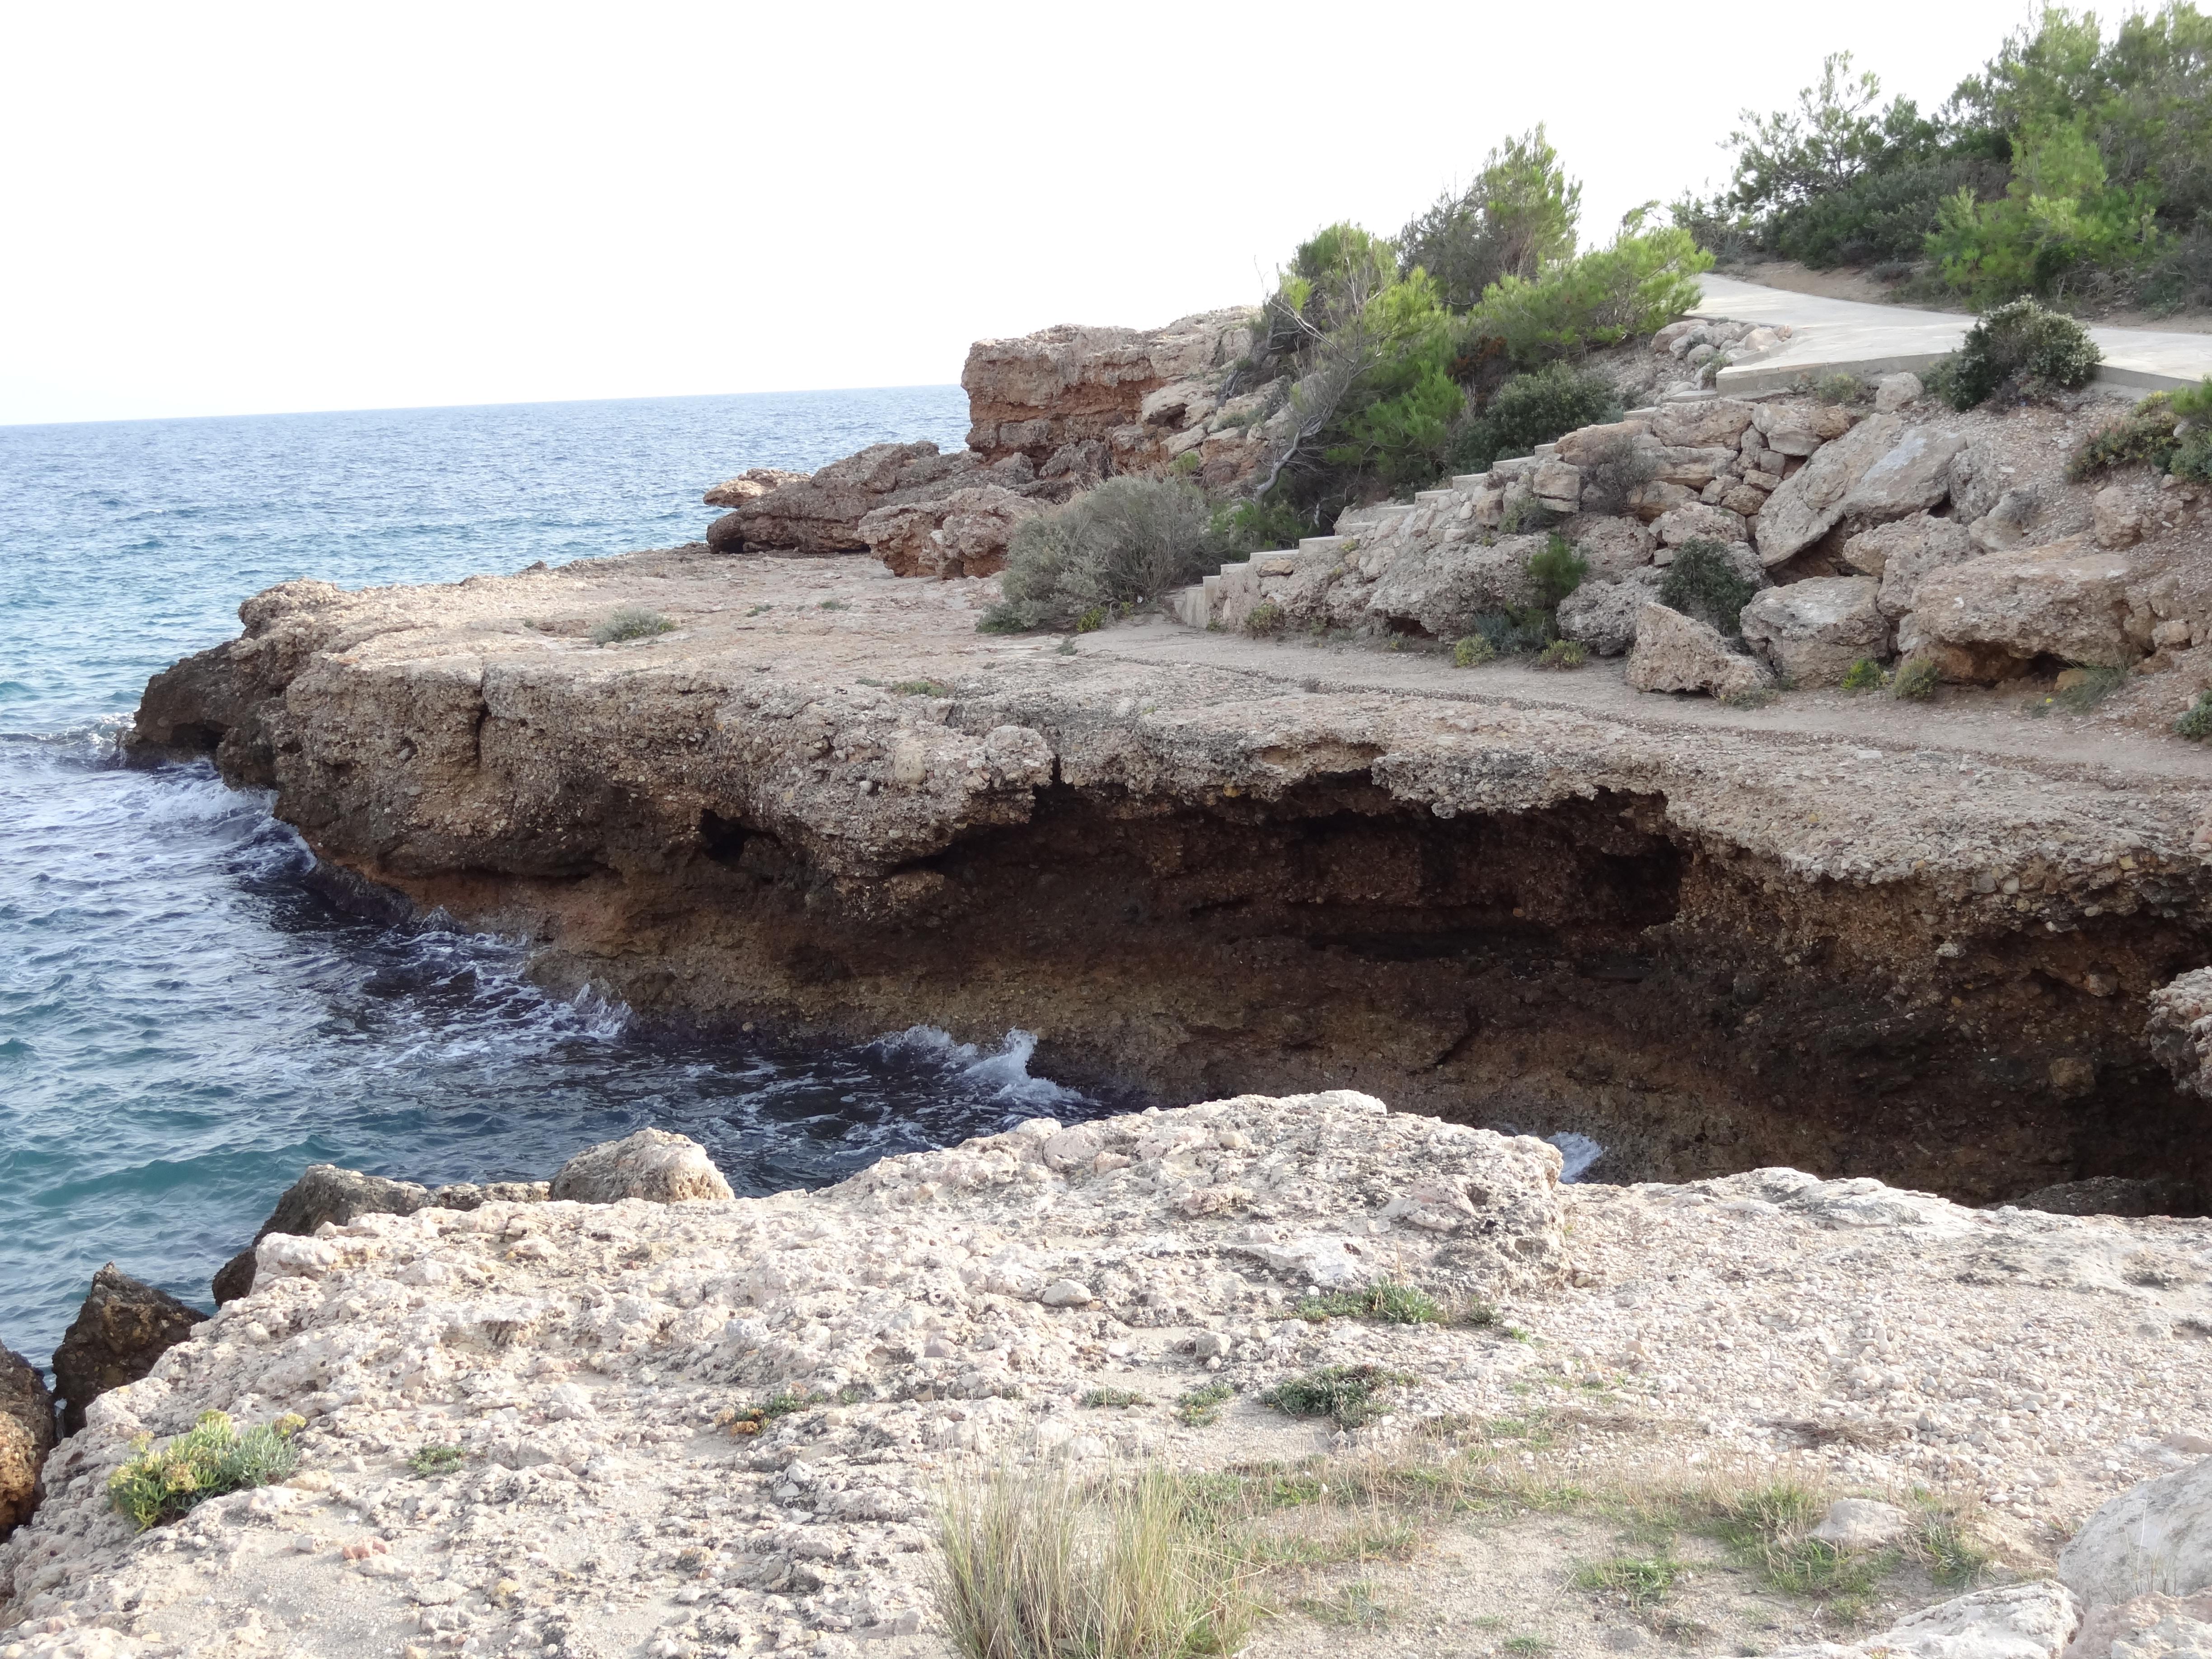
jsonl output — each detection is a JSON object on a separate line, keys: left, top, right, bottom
{"left": 0, "top": 382, "right": 969, "bottom": 434}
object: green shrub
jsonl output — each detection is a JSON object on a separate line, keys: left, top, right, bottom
{"left": 1538, "top": 639, "right": 1589, "bottom": 670}
{"left": 1453, "top": 635, "right": 1497, "bottom": 668}
{"left": 1470, "top": 607, "right": 1558, "bottom": 656}
{"left": 109, "top": 1411, "right": 304, "bottom": 1531}
{"left": 1074, "top": 606, "right": 1106, "bottom": 633}
{"left": 1500, "top": 494, "right": 1561, "bottom": 534}
{"left": 1174, "top": 1382, "right": 1235, "bottom": 1427}
{"left": 1809, "top": 372, "right": 1866, "bottom": 405}
{"left": 1841, "top": 657, "right": 1885, "bottom": 691}
{"left": 1926, "top": 298, "right": 2101, "bottom": 411}
{"left": 1259, "top": 1364, "right": 1416, "bottom": 1430}
{"left": 1659, "top": 538, "right": 1758, "bottom": 636}
{"left": 1463, "top": 211, "right": 1712, "bottom": 371}
{"left": 592, "top": 606, "right": 675, "bottom": 645}
{"left": 983, "top": 477, "right": 1214, "bottom": 633}
{"left": 1526, "top": 532, "right": 1589, "bottom": 608}
{"left": 2176, "top": 691, "right": 2212, "bottom": 740}
{"left": 1243, "top": 600, "right": 1287, "bottom": 637}
{"left": 1209, "top": 496, "right": 1309, "bottom": 560}
{"left": 407, "top": 1443, "right": 465, "bottom": 1478}
{"left": 1398, "top": 126, "right": 1582, "bottom": 311}
{"left": 1892, "top": 656, "right": 1941, "bottom": 701}
{"left": 1080, "top": 1386, "right": 1149, "bottom": 1409}
{"left": 890, "top": 678, "right": 952, "bottom": 697}
{"left": 2069, "top": 392, "right": 2182, "bottom": 479}
{"left": 1293, "top": 1283, "right": 1443, "bottom": 1325}
{"left": 1449, "top": 361, "right": 1621, "bottom": 475}
{"left": 1576, "top": 428, "right": 1661, "bottom": 516}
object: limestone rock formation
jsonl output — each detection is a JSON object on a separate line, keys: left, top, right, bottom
{"left": 2149, "top": 968, "right": 2212, "bottom": 1101}
{"left": 1625, "top": 603, "right": 1771, "bottom": 698}
{"left": 1810, "top": 1497, "right": 1912, "bottom": 1548}
{"left": 2062, "top": 1457, "right": 2212, "bottom": 1606}
{"left": 962, "top": 309, "right": 1256, "bottom": 489}
{"left": 726, "top": 442, "right": 1026, "bottom": 556}
{"left": 1769, "top": 1581, "right": 2081, "bottom": 1659}
{"left": 548, "top": 1129, "right": 735, "bottom": 1204}
{"left": 857, "top": 484, "right": 1041, "bottom": 579}
{"left": 1655, "top": 501, "right": 1748, "bottom": 546}
{"left": 0, "top": 1349, "right": 52, "bottom": 1541}
{"left": 1558, "top": 568, "right": 1664, "bottom": 656}
{"left": 50, "top": 1266, "right": 206, "bottom": 1435}
{"left": 211, "top": 1163, "right": 550, "bottom": 1305}
{"left": 1907, "top": 539, "right": 2143, "bottom": 679}
{"left": 1843, "top": 513, "right": 1975, "bottom": 619}
{"left": 1740, "top": 576, "right": 1889, "bottom": 685}
{"left": 703, "top": 468, "right": 807, "bottom": 509}
{"left": 1753, "top": 412, "right": 1903, "bottom": 567}
{"left": 1366, "top": 533, "right": 1546, "bottom": 638}
{"left": 1838, "top": 426, "right": 1969, "bottom": 524}
{"left": 1875, "top": 372, "right": 1924, "bottom": 412}
{"left": 2009, "top": 1175, "right": 2208, "bottom": 1217}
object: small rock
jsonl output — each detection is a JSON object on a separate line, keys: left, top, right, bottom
{"left": 1040, "top": 1279, "right": 1094, "bottom": 1308}
{"left": 1740, "top": 576, "right": 1888, "bottom": 686}
{"left": 2094, "top": 485, "right": 2145, "bottom": 550}
{"left": 52, "top": 1264, "right": 208, "bottom": 1434}
{"left": 1874, "top": 372, "right": 1924, "bottom": 412}
{"left": 1811, "top": 1496, "right": 1913, "bottom": 1548}
{"left": 2062, "top": 1457, "right": 2212, "bottom": 1605}
{"left": 550, "top": 1129, "right": 735, "bottom": 1204}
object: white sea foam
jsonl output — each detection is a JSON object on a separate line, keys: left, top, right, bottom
{"left": 1547, "top": 1131, "right": 1606, "bottom": 1182}
{"left": 875, "top": 1025, "right": 1084, "bottom": 1108}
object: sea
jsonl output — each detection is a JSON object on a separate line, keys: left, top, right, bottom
{"left": 0, "top": 387, "right": 1101, "bottom": 1368}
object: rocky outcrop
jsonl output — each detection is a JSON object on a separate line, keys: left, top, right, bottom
{"left": 722, "top": 441, "right": 1018, "bottom": 556}
{"left": 1625, "top": 602, "right": 1771, "bottom": 697}
{"left": 2062, "top": 1458, "right": 2212, "bottom": 1605}
{"left": 1843, "top": 513, "right": 1974, "bottom": 620}
{"left": 703, "top": 467, "right": 807, "bottom": 509}
{"left": 1739, "top": 575, "right": 1888, "bottom": 685}
{"left": 1772, "top": 1581, "right": 2081, "bottom": 1659}
{"left": 1753, "top": 412, "right": 1902, "bottom": 566}
{"left": 2149, "top": 968, "right": 2212, "bottom": 1101}
{"left": 1907, "top": 538, "right": 2145, "bottom": 680}
{"left": 0, "top": 1350, "right": 52, "bottom": 1542}
{"left": 1365, "top": 532, "right": 1546, "bottom": 637}
{"left": 210, "top": 1164, "right": 550, "bottom": 1306}
{"left": 857, "top": 484, "right": 1041, "bottom": 580}
{"left": 49, "top": 1267, "right": 206, "bottom": 1436}
{"left": 962, "top": 309, "right": 1262, "bottom": 492}
{"left": 1558, "top": 567, "right": 1664, "bottom": 655}
{"left": 548, "top": 1128, "right": 736, "bottom": 1204}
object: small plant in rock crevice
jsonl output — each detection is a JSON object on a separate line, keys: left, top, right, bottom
{"left": 1658, "top": 538, "right": 1758, "bottom": 637}
{"left": 591, "top": 606, "right": 676, "bottom": 645}
{"left": 407, "top": 1443, "right": 465, "bottom": 1478}
{"left": 1081, "top": 1386, "right": 1149, "bottom": 1409}
{"left": 2176, "top": 690, "right": 2212, "bottom": 740}
{"left": 108, "top": 1411, "right": 305, "bottom": 1531}
{"left": 1525, "top": 532, "right": 1589, "bottom": 609}
{"left": 1841, "top": 657, "right": 1884, "bottom": 692}
{"left": 1892, "top": 656, "right": 1940, "bottom": 701}
{"left": 1243, "top": 599, "right": 1288, "bottom": 638}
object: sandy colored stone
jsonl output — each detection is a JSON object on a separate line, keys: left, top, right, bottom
{"left": 2062, "top": 1458, "right": 2212, "bottom": 1606}
{"left": 2150, "top": 967, "right": 2212, "bottom": 1103}
{"left": 1740, "top": 576, "right": 1889, "bottom": 685}
{"left": 1908, "top": 539, "right": 2143, "bottom": 676}
{"left": 1754, "top": 413, "right": 1903, "bottom": 566}
{"left": 1558, "top": 569, "right": 1664, "bottom": 656}
{"left": 858, "top": 484, "right": 1041, "bottom": 580}
{"left": 1625, "top": 602, "right": 1771, "bottom": 698}
{"left": 548, "top": 1129, "right": 736, "bottom": 1204}
{"left": 0, "top": 1348, "right": 52, "bottom": 1541}
{"left": 703, "top": 468, "right": 807, "bottom": 509}
{"left": 1838, "top": 425, "right": 1970, "bottom": 523}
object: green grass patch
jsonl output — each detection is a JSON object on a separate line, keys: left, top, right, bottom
{"left": 1574, "top": 1554, "right": 1689, "bottom": 1608}
{"left": 591, "top": 606, "right": 675, "bottom": 645}
{"left": 1293, "top": 1282, "right": 1443, "bottom": 1326}
{"left": 889, "top": 678, "right": 952, "bottom": 697}
{"left": 108, "top": 1411, "right": 305, "bottom": 1531}
{"left": 1297, "top": 1579, "right": 1390, "bottom": 1629}
{"left": 407, "top": 1442, "right": 465, "bottom": 1478}
{"left": 1175, "top": 1381, "right": 1235, "bottom": 1427}
{"left": 1082, "top": 1386, "right": 1150, "bottom": 1409}
{"left": 1260, "top": 1364, "right": 1416, "bottom": 1429}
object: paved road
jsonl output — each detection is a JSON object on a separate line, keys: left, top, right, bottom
{"left": 1700, "top": 274, "right": 2211, "bottom": 397}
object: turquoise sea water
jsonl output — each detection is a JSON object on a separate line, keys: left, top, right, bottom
{"left": 0, "top": 389, "right": 1099, "bottom": 1368}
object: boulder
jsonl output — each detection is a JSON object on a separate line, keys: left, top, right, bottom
{"left": 2061, "top": 1458, "right": 2212, "bottom": 1606}
{"left": 703, "top": 467, "right": 807, "bottom": 509}
{"left": 2068, "top": 1594, "right": 2212, "bottom": 1659}
{"left": 1365, "top": 534, "right": 1545, "bottom": 638}
{"left": 1655, "top": 502, "right": 1749, "bottom": 547}
{"left": 51, "top": 1265, "right": 208, "bottom": 1434}
{"left": 858, "top": 485, "right": 1043, "bottom": 579}
{"left": 1740, "top": 576, "right": 1889, "bottom": 685}
{"left": 1842, "top": 515, "right": 1975, "bottom": 619}
{"left": 1754, "top": 413, "right": 1904, "bottom": 566}
{"left": 1652, "top": 445, "right": 1741, "bottom": 489}
{"left": 1837, "top": 426, "right": 1970, "bottom": 523}
{"left": 1752, "top": 398, "right": 1856, "bottom": 457}
{"left": 1906, "top": 539, "right": 2143, "bottom": 678}
{"left": 550, "top": 1129, "right": 736, "bottom": 1205}
{"left": 1878, "top": 1582, "right": 2078, "bottom": 1659}
{"left": 213, "top": 1163, "right": 551, "bottom": 1306}
{"left": 1554, "top": 420, "right": 1653, "bottom": 470}
{"left": 1650, "top": 399, "right": 1757, "bottom": 448}
{"left": 1558, "top": 568, "right": 1665, "bottom": 656}
{"left": 2095, "top": 485, "right": 2145, "bottom": 550}
{"left": 1629, "top": 479, "right": 1699, "bottom": 522}
{"left": 1874, "top": 372, "right": 1924, "bottom": 412}
{"left": 1560, "top": 515, "right": 1658, "bottom": 581}
{"left": 1, "top": 1346, "right": 54, "bottom": 1539}
{"left": 1626, "top": 603, "right": 1772, "bottom": 698}
{"left": 1949, "top": 441, "right": 2006, "bottom": 522}
{"left": 706, "top": 510, "right": 747, "bottom": 555}
{"left": 1532, "top": 457, "right": 1583, "bottom": 513}
{"left": 2148, "top": 967, "right": 2212, "bottom": 1102}
{"left": 731, "top": 441, "right": 994, "bottom": 555}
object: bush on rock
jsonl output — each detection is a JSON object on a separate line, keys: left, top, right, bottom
{"left": 982, "top": 478, "right": 1214, "bottom": 633}
{"left": 1926, "top": 299, "right": 2101, "bottom": 410}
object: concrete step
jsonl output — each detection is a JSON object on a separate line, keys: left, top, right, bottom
{"left": 1450, "top": 473, "right": 1494, "bottom": 492}
{"left": 1413, "top": 488, "right": 1458, "bottom": 506}
{"left": 1167, "top": 585, "right": 1209, "bottom": 627}
{"left": 1298, "top": 535, "right": 1351, "bottom": 557}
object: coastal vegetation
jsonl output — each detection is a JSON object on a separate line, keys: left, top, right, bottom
{"left": 1676, "top": 4, "right": 2212, "bottom": 311}
{"left": 107, "top": 1410, "right": 303, "bottom": 1530}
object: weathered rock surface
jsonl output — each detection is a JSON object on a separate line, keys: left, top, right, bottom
{"left": 1771, "top": 1581, "right": 2081, "bottom": 1659}
{"left": 7, "top": 1106, "right": 2211, "bottom": 1658}
{"left": 2008, "top": 1175, "right": 2208, "bottom": 1217}
{"left": 1837, "top": 426, "right": 1968, "bottom": 524}
{"left": 1810, "top": 1496, "right": 1912, "bottom": 1548}
{"left": 211, "top": 1164, "right": 551, "bottom": 1306}
{"left": 0, "top": 1349, "right": 52, "bottom": 1542}
{"left": 548, "top": 1128, "right": 736, "bottom": 1204}
{"left": 2062, "top": 1458, "right": 2212, "bottom": 1606}
{"left": 726, "top": 442, "right": 1001, "bottom": 556}
{"left": 1558, "top": 568, "right": 1664, "bottom": 656}
{"left": 1754, "top": 412, "right": 1903, "bottom": 566}
{"left": 1843, "top": 513, "right": 1975, "bottom": 619}
{"left": 49, "top": 1267, "right": 207, "bottom": 1436}
{"left": 1625, "top": 602, "right": 1771, "bottom": 698}
{"left": 2150, "top": 968, "right": 2212, "bottom": 1101}
{"left": 1908, "top": 539, "right": 2144, "bottom": 678}
{"left": 1875, "top": 371, "right": 1924, "bottom": 412}
{"left": 1365, "top": 533, "right": 1545, "bottom": 638}
{"left": 703, "top": 467, "right": 807, "bottom": 509}
{"left": 1740, "top": 576, "right": 1889, "bottom": 685}
{"left": 857, "top": 484, "right": 1041, "bottom": 580}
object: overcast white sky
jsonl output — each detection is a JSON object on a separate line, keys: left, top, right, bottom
{"left": 3, "top": 0, "right": 2055, "bottom": 426}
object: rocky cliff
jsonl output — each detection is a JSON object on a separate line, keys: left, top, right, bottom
{"left": 122, "top": 535, "right": 2212, "bottom": 1206}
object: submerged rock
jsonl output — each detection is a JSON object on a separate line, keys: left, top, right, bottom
{"left": 49, "top": 1265, "right": 206, "bottom": 1435}
{"left": 549, "top": 1128, "right": 735, "bottom": 1204}
{"left": 0, "top": 1348, "right": 53, "bottom": 1539}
